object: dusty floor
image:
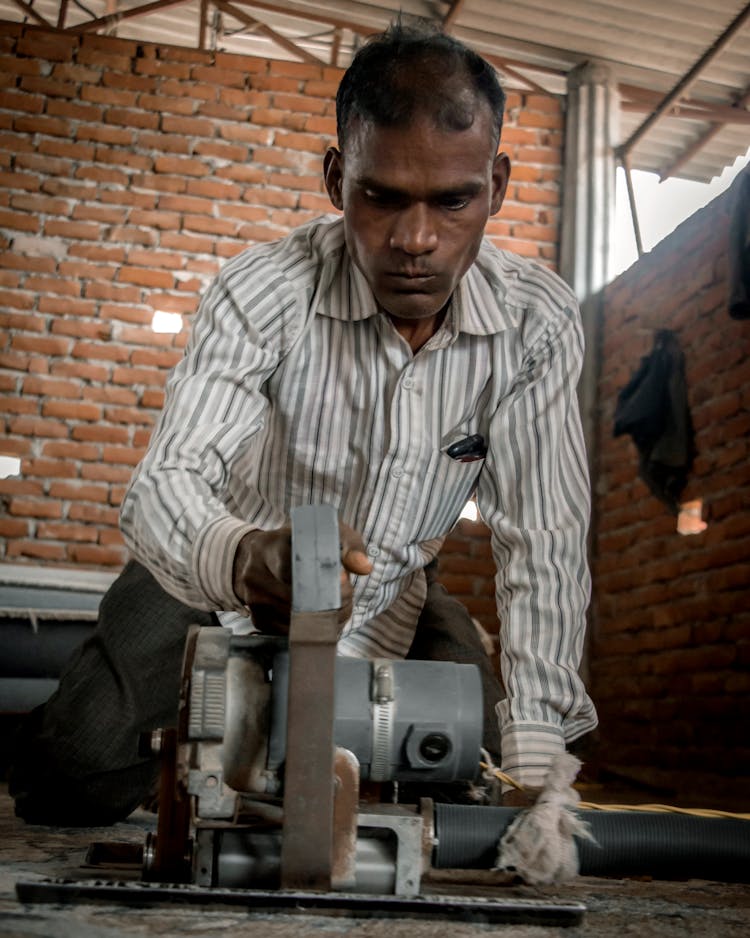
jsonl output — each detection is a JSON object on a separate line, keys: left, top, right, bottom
{"left": 1, "top": 785, "right": 748, "bottom": 938}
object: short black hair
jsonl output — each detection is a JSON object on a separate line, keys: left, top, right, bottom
{"left": 336, "top": 20, "right": 505, "bottom": 151}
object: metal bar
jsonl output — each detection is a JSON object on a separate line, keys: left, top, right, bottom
{"left": 485, "top": 54, "right": 553, "bottom": 97}
{"left": 329, "top": 26, "right": 341, "bottom": 67}
{"left": 621, "top": 153, "right": 644, "bottom": 258}
{"left": 214, "top": 0, "right": 325, "bottom": 64}
{"left": 198, "top": 0, "right": 208, "bottom": 49}
{"left": 620, "top": 100, "right": 750, "bottom": 124}
{"left": 9, "top": 0, "right": 51, "bottom": 27}
{"left": 56, "top": 0, "right": 69, "bottom": 29}
{"left": 280, "top": 504, "right": 342, "bottom": 891}
{"left": 442, "top": 0, "right": 466, "bottom": 29}
{"left": 15, "top": 879, "right": 587, "bottom": 924}
{"left": 617, "top": 1, "right": 750, "bottom": 158}
{"left": 65, "top": 0, "right": 190, "bottom": 33}
{"left": 228, "top": 0, "right": 374, "bottom": 37}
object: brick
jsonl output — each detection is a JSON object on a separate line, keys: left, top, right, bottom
{"left": 0, "top": 310, "right": 46, "bottom": 331}
{"left": 218, "top": 123, "right": 273, "bottom": 145}
{"left": 22, "top": 375, "right": 81, "bottom": 399}
{"left": 0, "top": 397, "right": 37, "bottom": 414}
{"left": 51, "top": 359, "right": 110, "bottom": 382}
{"left": 17, "top": 32, "right": 79, "bottom": 62}
{"left": 75, "top": 165, "right": 129, "bottom": 186}
{"left": 48, "top": 481, "right": 109, "bottom": 501}
{"left": 76, "top": 123, "right": 135, "bottom": 146}
{"left": 118, "top": 266, "right": 174, "bottom": 289}
{"left": 7, "top": 540, "right": 67, "bottom": 561}
{"left": 9, "top": 497, "right": 63, "bottom": 519}
{"left": 42, "top": 439, "right": 99, "bottom": 461}
{"left": 68, "top": 502, "right": 118, "bottom": 525}
{"left": 141, "top": 388, "right": 165, "bottom": 409}
{"left": 185, "top": 178, "right": 242, "bottom": 201}
{"left": 192, "top": 140, "right": 248, "bottom": 162}
{"left": 72, "top": 424, "right": 129, "bottom": 444}
{"left": 182, "top": 214, "right": 237, "bottom": 237}
{"left": 43, "top": 219, "right": 102, "bottom": 240}
{"left": 275, "top": 131, "right": 328, "bottom": 154}
{"left": 11, "top": 334, "right": 72, "bottom": 356}
{"left": 67, "top": 543, "right": 126, "bottom": 566}
{"left": 94, "top": 146, "right": 152, "bottom": 171}
{"left": 78, "top": 382, "right": 136, "bottom": 407}
{"left": 71, "top": 340, "right": 130, "bottom": 363}
{"left": 0, "top": 89, "right": 45, "bottom": 114}
{"left": 0, "top": 518, "right": 30, "bottom": 537}
{"left": 0, "top": 476, "right": 43, "bottom": 496}
{"left": 153, "top": 155, "right": 210, "bottom": 177}
{"left": 80, "top": 462, "right": 132, "bottom": 482}
{"left": 23, "top": 457, "right": 78, "bottom": 479}
{"left": 111, "top": 365, "right": 166, "bottom": 387}
{"left": 42, "top": 400, "right": 102, "bottom": 421}
{"left": 85, "top": 283, "right": 142, "bottom": 305}
{"left": 38, "top": 296, "right": 98, "bottom": 317}
{"left": 37, "top": 522, "right": 98, "bottom": 542}
{"left": 0, "top": 209, "right": 40, "bottom": 233}
{"left": 14, "top": 115, "right": 71, "bottom": 138}
{"left": 99, "top": 527, "right": 126, "bottom": 546}
{"left": 129, "top": 347, "right": 181, "bottom": 368}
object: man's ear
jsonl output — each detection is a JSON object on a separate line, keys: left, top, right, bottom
{"left": 324, "top": 146, "right": 344, "bottom": 211}
{"left": 490, "top": 151, "right": 511, "bottom": 215}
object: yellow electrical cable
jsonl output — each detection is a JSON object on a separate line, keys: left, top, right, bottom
{"left": 479, "top": 762, "right": 750, "bottom": 821}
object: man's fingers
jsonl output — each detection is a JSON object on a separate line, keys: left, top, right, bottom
{"left": 339, "top": 522, "right": 373, "bottom": 575}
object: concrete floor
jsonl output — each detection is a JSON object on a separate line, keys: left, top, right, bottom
{"left": 1, "top": 785, "right": 749, "bottom": 938}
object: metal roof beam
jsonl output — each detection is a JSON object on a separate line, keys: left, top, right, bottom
{"left": 56, "top": 0, "right": 68, "bottom": 29}
{"left": 66, "top": 0, "right": 192, "bottom": 34}
{"left": 616, "top": 1, "right": 750, "bottom": 159}
{"left": 228, "top": 0, "right": 375, "bottom": 37}
{"left": 659, "top": 80, "right": 750, "bottom": 180}
{"left": 9, "top": 0, "right": 51, "bottom": 27}
{"left": 213, "top": 0, "right": 325, "bottom": 64}
{"left": 621, "top": 100, "right": 750, "bottom": 125}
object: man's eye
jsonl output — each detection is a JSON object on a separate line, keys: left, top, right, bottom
{"left": 364, "top": 189, "right": 395, "bottom": 205}
{"left": 440, "top": 195, "right": 470, "bottom": 211}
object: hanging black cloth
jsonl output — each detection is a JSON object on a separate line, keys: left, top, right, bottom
{"left": 728, "top": 165, "right": 750, "bottom": 320}
{"left": 613, "top": 329, "right": 695, "bottom": 513}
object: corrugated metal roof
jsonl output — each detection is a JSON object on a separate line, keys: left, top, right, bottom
{"left": 1, "top": 0, "right": 748, "bottom": 182}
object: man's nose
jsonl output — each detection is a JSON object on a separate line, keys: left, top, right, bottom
{"left": 389, "top": 203, "right": 438, "bottom": 255}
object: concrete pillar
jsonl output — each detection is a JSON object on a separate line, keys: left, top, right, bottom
{"left": 559, "top": 62, "right": 620, "bottom": 470}
{"left": 560, "top": 61, "right": 619, "bottom": 301}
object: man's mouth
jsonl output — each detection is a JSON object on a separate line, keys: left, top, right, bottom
{"left": 384, "top": 270, "right": 436, "bottom": 287}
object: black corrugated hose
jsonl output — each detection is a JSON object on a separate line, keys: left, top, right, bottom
{"left": 433, "top": 804, "right": 750, "bottom": 882}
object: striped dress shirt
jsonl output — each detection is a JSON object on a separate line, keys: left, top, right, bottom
{"left": 120, "top": 216, "right": 598, "bottom": 787}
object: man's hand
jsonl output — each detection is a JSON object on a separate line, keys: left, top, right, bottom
{"left": 232, "top": 522, "right": 373, "bottom": 633}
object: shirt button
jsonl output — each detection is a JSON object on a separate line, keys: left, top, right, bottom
{"left": 391, "top": 465, "right": 404, "bottom": 478}
{"left": 402, "top": 377, "right": 414, "bottom": 390}
{"left": 367, "top": 545, "right": 380, "bottom": 558}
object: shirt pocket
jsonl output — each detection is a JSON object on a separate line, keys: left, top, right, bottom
{"left": 408, "top": 447, "right": 485, "bottom": 543}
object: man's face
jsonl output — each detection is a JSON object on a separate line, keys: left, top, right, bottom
{"left": 324, "top": 107, "right": 510, "bottom": 325}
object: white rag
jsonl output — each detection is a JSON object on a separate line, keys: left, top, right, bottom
{"left": 493, "top": 752, "right": 595, "bottom": 884}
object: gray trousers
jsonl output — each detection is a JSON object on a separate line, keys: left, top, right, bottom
{"left": 10, "top": 560, "right": 503, "bottom": 826}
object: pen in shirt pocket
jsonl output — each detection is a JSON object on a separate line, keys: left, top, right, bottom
{"left": 445, "top": 433, "right": 487, "bottom": 462}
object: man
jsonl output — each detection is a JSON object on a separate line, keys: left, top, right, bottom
{"left": 11, "top": 22, "right": 597, "bottom": 825}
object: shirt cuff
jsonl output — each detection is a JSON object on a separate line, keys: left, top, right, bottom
{"left": 192, "top": 514, "right": 257, "bottom": 611}
{"left": 499, "top": 719, "right": 566, "bottom": 791}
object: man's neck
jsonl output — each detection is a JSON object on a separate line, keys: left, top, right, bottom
{"left": 386, "top": 307, "right": 448, "bottom": 354}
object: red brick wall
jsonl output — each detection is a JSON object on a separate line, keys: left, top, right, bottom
{"left": 590, "top": 176, "right": 750, "bottom": 800}
{"left": 0, "top": 24, "right": 564, "bottom": 635}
